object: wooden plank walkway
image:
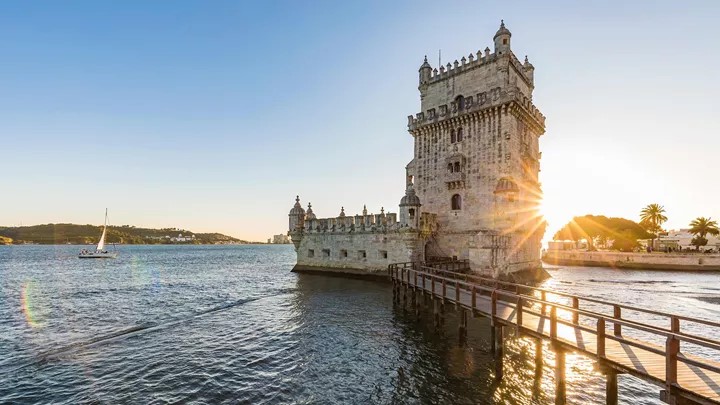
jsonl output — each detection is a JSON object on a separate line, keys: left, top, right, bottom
{"left": 390, "top": 264, "right": 720, "bottom": 405}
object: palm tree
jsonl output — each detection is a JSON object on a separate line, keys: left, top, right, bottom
{"left": 689, "top": 217, "right": 720, "bottom": 251}
{"left": 640, "top": 204, "right": 668, "bottom": 248}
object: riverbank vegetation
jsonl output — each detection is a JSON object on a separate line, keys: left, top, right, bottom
{"left": 553, "top": 215, "right": 652, "bottom": 252}
{"left": 0, "top": 224, "right": 248, "bottom": 245}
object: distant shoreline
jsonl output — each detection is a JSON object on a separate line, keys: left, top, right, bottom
{"left": 0, "top": 223, "right": 258, "bottom": 245}
{"left": 0, "top": 242, "right": 282, "bottom": 246}
{"left": 543, "top": 250, "right": 720, "bottom": 271}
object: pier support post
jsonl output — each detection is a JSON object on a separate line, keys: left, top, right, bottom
{"left": 458, "top": 309, "right": 468, "bottom": 346}
{"left": 606, "top": 369, "right": 618, "bottom": 405}
{"left": 433, "top": 298, "right": 441, "bottom": 329}
{"left": 493, "top": 325, "right": 504, "bottom": 381}
{"left": 412, "top": 289, "right": 420, "bottom": 320}
{"left": 555, "top": 348, "right": 566, "bottom": 405}
{"left": 402, "top": 284, "right": 407, "bottom": 311}
{"left": 533, "top": 339, "right": 543, "bottom": 401}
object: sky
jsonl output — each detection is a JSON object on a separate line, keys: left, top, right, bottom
{"left": 1, "top": 1, "right": 719, "bottom": 242}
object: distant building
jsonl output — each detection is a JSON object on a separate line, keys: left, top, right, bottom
{"left": 658, "top": 230, "right": 720, "bottom": 251}
{"left": 272, "top": 234, "right": 290, "bottom": 244}
{"left": 170, "top": 233, "right": 195, "bottom": 243}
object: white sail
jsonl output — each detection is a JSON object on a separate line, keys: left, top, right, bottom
{"left": 97, "top": 209, "right": 107, "bottom": 251}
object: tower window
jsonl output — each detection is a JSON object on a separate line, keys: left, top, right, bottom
{"left": 379, "top": 250, "right": 388, "bottom": 259}
{"left": 308, "top": 249, "right": 315, "bottom": 258}
{"left": 451, "top": 194, "right": 462, "bottom": 210}
{"left": 340, "top": 249, "right": 348, "bottom": 258}
{"left": 447, "top": 163, "right": 453, "bottom": 173}
{"left": 409, "top": 208, "right": 415, "bottom": 218}
{"left": 503, "top": 39, "right": 508, "bottom": 45}
{"left": 322, "top": 249, "right": 331, "bottom": 257}
{"left": 450, "top": 130, "right": 456, "bottom": 143}
{"left": 457, "top": 127, "right": 463, "bottom": 142}
{"left": 454, "top": 162, "right": 460, "bottom": 173}
{"left": 455, "top": 95, "right": 465, "bottom": 111}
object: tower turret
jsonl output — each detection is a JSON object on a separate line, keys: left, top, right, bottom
{"left": 523, "top": 55, "right": 535, "bottom": 85}
{"left": 493, "top": 20, "right": 511, "bottom": 56}
{"left": 419, "top": 56, "right": 432, "bottom": 88}
{"left": 288, "top": 196, "right": 306, "bottom": 232}
{"left": 399, "top": 185, "right": 422, "bottom": 229}
{"left": 305, "top": 202, "right": 316, "bottom": 220}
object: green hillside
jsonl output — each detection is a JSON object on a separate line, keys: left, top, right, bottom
{"left": 0, "top": 224, "right": 248, "bottom": 245}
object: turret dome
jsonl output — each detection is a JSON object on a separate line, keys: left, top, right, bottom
{"left": 494, "top": 177, "right": 519, "bottom": 194}
{"left": 400, "top": 185, "right": 421, "bottom": 206}
{"left": 419, "top": 55, "right": 432, "bottom": 71}
{"left": 305, "top": 202, "right": 316, "bottom": 220}
{"left": 494, "top": 20, "right": 512, "bottom": 39}
{"left": 289, "top": 196, "right": 305, "bottom": 216}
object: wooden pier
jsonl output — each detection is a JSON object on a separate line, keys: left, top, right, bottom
{"left": 388, "top": 262, "right": 720, "bottom": 405}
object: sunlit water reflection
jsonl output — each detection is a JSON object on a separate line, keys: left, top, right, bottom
{"left": 1, "top": 245, "right": 717, "bottom": 404}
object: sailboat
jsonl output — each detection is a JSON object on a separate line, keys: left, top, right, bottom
{"left": 78, "top": 209, "right": 117, "bottom": 259}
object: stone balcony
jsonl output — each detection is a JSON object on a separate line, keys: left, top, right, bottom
{"left": 445, "top": 172, "right": 466, "bottom": 190}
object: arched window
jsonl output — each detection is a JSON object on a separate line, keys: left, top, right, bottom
{"left": 456, "top": 127, "right": 463, "bottom": 142}
{"left": 450, "top": 130, "right": 456, "bottom": 143}
{"left": 408, "top": 208, "right": 415, "bottom": 218}
{"left": 447, "top": 163, "right": 454, "bottom": 173}
{"left": 451, "top": 194, "right": 462, "bottom": 210}
{"left": 454, "top": 162, "right": 460, "bottom": 173}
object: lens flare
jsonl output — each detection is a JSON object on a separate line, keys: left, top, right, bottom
{"left": 20, "top": 282, "right": 42, "bottom": 328}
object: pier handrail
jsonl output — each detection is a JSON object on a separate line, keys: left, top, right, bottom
{"left": 418, "top": 265, "right": 720, "bottom": 332}
{"left": 391, "top": 266, "right": 720, "bottom": 388}
{"left": 404, "top": 267, "right": 720, "bottom": 349}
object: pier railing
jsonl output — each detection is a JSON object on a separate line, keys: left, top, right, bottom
{"left": 389, "top": 263, "right": 720, "bottom": 405}
{"left": 419, "top": 265, "right": 720, "bottom": 347}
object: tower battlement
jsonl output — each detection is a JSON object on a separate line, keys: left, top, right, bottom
{"left": 407, "top": 86, "right": 545, "bottom": 131}
{"left": 424, "top": 49, "right": 533, "bottom": 86}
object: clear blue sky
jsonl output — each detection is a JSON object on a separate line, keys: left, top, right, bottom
{"left": 2, "top": 1, "right": 719, "bottom": 241}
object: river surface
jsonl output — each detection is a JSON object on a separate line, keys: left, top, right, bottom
{"left": 1, "top": 245, "right": 718, "bottom": 404}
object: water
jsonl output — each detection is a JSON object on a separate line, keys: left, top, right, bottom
{"left": 1, "top": 245, "right": 718, "bottom": 404}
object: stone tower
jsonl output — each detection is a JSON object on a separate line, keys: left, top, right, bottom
{"left": 406, "top": 21, "right": 546, "bottom": 278}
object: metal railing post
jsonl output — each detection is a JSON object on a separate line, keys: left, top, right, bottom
{"left": 516, "top": 297, "right": 523, "bottom": 327}
{"left": 491, "top": 289, "right": 497, "bottom": 319}
{"left": 613, "top": 305, "right": 622, "bottom": 336}
{"left": 572, "top": 297, "right": 579, "bottom": 325}
{"left": 597, "top": 318, "right": 606, "bottom": 358}
{"left": 666, "top": 335, "right": 679, "bottom": 387}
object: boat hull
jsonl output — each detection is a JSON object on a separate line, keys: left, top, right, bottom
{"left": 78, "top": 253, "right": 117, "bottom": 259}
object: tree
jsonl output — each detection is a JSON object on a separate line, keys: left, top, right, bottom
{"left": 688, "top": 217, "right": 719, "bottom": 251}
{"left": 553, "top": 215, "right": 652, "bottom": 251}
{"left": 639, "top": 204, "right": 668, "bottom": 247}
{"left": 612, "top": 230, "right": 640, "bottom": 252}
